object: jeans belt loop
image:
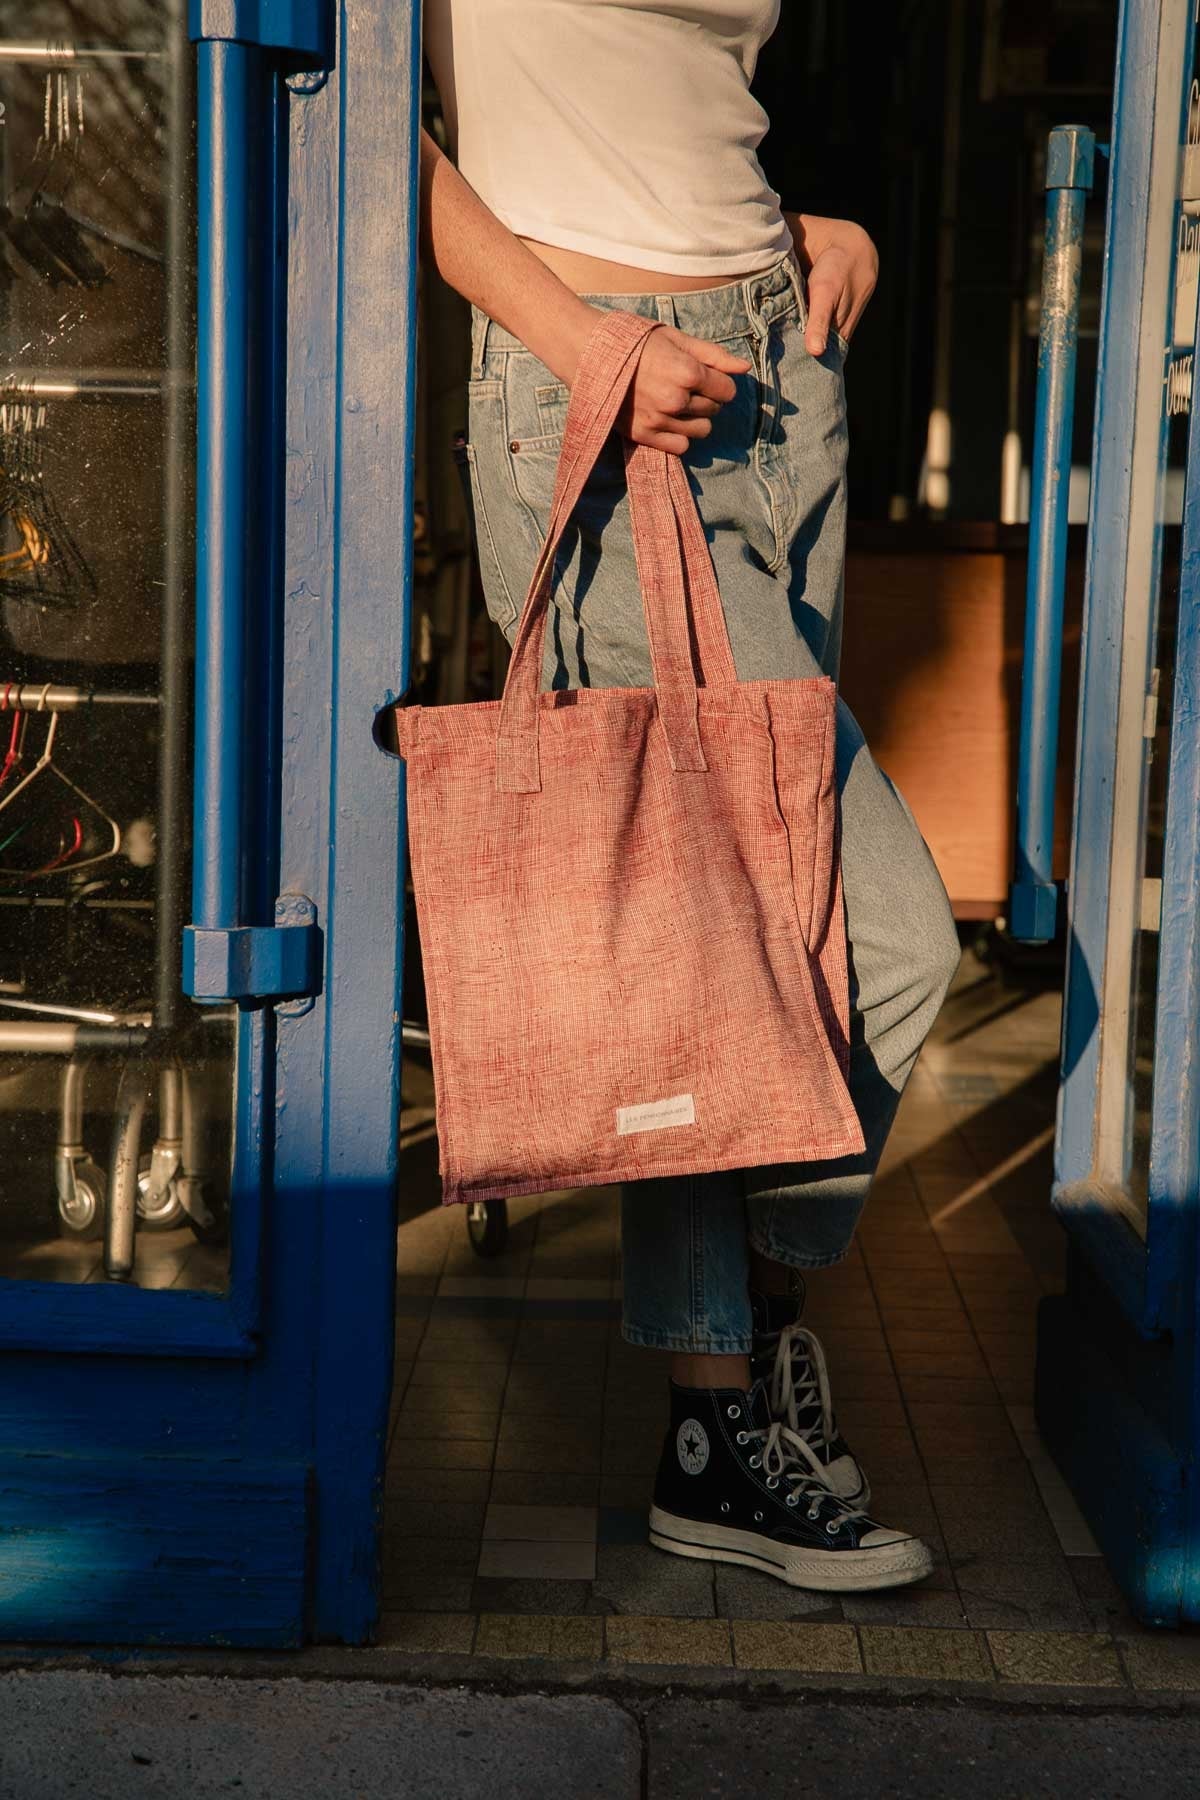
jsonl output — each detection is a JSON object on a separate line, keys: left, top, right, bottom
{"left": 783, "top": 243, "right": 807, "bottom": 329}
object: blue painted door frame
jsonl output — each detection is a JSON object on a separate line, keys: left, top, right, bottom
{"left": 1024, "top": 0, "right": 1200, "bottom": 1625}
{"left": 0, "top": 0, "right": 417, "bottom": 1645}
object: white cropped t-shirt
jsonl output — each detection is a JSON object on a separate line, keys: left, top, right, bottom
{"left": 422, "top": 0, "right": 795, "bottom": 277}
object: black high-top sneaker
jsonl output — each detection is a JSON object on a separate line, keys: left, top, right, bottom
{"left": 649, "top": 1379, "right": 932, "bottom": 1592}
{"left": 749, "top": 1281, "right": 869, "bottom": 1506}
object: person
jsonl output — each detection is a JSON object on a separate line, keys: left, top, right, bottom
{"left": 419, "top": 0, "right": 962, "bottom": 1592}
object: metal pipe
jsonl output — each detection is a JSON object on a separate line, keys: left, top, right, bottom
{"left": 60, "top": 1055, "right": 88, "bottom": 1146}
{"left": 0, "top": 1022, "right": 151, "bottom": 1053}
{"left": 156, "top": 4, "right": 195, "bottom": 1031}
{"left": 0, "top": 997, "right": 149, "bottom": 1023}
{"left": 1010, "top": 125, "right": 1097, "bottom": 943}
{"left": 177, "top": 1061, "right": 217, "bottom": 1233}
{"left": 0, "top": 897, "right": 153, "bottom": 910}
{"left": 0, "top": 1023, "right": 78, "bottom": 1053}
{"left": 106, "top": 1060, "right": 155, "bottom": 1279}
{"left": 0, "top": 42, "right": 164, "bottom": 62}
{"left": 0, "top": 684, "right": 158, "bottom": 709}
{"left": 192, "top": 39, "right": 265, "bottom": 937}
{"left": 55, "top": 1056, "right": 95, "bottom": 1232}
{"left": 0, "top": 372, "right": 180, "bottom": 398}
{"left": 181, "top": 1061, "right": 207, "bottom": 1172}
{"left": 159, "top": 1060, "right": 183, "bottom": 1140}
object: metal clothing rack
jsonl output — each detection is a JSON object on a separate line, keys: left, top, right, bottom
{"left": 0, "top": 42, "right": 165, "bottom": 64}
{"left": 2, "top": 373, "right": 178, "bottom": 399}
{"left": 0, "top": 17, "right": 224, "bottom": 1279}
{"left": 0, "top": 682, "right": 158, "bottom": 708}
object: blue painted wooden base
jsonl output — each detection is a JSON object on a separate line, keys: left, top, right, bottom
{"left": 1036, "top": 1294, "right": 1192, "bottom": 1626}
{"left": 0, "top": 1455, "right": 308, "bottom": 1646}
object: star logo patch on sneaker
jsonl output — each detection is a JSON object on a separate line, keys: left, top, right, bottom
{"left": 676, "top": 1418, "right": 710, "bottom": 1475}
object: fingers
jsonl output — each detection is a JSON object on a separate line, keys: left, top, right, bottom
{"left": 803, "top": 276, "right": 840, "bottom": 356}
{"left": 669, "top": 332, "right": 753, "bottom": 406}
{"left": 644, "top": 411, "right": 714, "bottom": 442}
{"left": 624, "top": 326, "right": 753, "bottom": 454}
{"left": 685, "top": 337, "right": 754, "bottom": 373}
{"left": 634, "top": 426, "right": 693, "bottom": 457}
{"left": 627, "top": 413, "right": 714, "bottom": 456}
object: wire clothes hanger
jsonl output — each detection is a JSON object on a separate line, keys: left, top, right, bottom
{"left": 0, "top": 688, "right": 121, "bottom": 877}
{"left": 0, "top": 390, "right": 100, "bottom": 609}
{"left": 0, "top": 57, "right": 108, "bottom": 290}
{"left": 0, "top": 683, "right": 28, "bottom": 794}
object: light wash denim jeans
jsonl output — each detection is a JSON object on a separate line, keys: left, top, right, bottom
{"left": 463, "top": 244, "right": 961, "bottom": 1354}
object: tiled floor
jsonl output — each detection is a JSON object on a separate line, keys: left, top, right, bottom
{"left": 384, "top": 945, "right": 1200, "bottom": 1692}
{"left": 0, "top": 1224, "right": 225, "bottom": 1289}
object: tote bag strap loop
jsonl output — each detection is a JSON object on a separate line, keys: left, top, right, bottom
{"left": 496, "top": 308, "right": 738, "bottom": 794}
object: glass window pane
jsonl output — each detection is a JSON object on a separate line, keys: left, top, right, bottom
{"left": 0, "top": 3, "right": 234, "bottom": 1289}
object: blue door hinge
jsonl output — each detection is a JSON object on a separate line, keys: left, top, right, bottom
{"left": 187, "top": 0, "right": 333, "bottom": 66}
{"left": 183, "top": 894, "right": 324, "bottom": 1004}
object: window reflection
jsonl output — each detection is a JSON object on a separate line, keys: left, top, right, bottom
{"left": 0, "top": 3, "right": 233, "bottom": 1289}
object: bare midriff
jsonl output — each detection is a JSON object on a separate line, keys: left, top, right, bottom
{"left": 516, "top": 234, "right": 772, "bottom": 294}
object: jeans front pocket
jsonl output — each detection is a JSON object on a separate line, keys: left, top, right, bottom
{"left": 503, "top": 352, "right": 567, "bottom": 529}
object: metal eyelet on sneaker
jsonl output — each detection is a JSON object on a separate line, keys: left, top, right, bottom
{"left": 785, "top": 1493, "right": 798, "bottom": 1507}
{"left": 736, "top": 1431, "right": 749, "bottom": 1445}
{"left": 825, "top": 1521, "right": 841, "bottom": 1536}
{"left": 749, "top": 1455, "right": 761, "bottom": 1469}
{"left": 807, "top": 1506, "right": 820, "bottom": 1521}
{"left": 754, "top": 1510, "right": 764, "bottom": 1523}
{"left": 720, "top": 1501, "right": 731, "bottom": 1514}
{"left": 766, "top": 1476, "right": 779, "bottom": 1489}
{"left": 727, "top": 1405, "right": 741, "bottom": 1419}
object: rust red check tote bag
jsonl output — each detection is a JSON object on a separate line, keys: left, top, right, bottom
{"left": 393, "top": 309, "right": 864, "bottom": 1206}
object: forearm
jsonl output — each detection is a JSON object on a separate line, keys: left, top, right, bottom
{"left": 418, "top": 127, "right": 597, "bottom": 384}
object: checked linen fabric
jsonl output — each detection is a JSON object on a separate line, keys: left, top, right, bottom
{"left": 393, "top": 309, "right": 864, "bottom": 1206}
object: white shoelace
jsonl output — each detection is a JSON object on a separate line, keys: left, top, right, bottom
{"left": 768, "top": 1323, "right": 836, "bottom": 1452}
{"left": 743, "top": 1414, "right": 868, "bottom": 1530}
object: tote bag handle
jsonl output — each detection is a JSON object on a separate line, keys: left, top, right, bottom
{"left": 495, "top": 310, "right": 739, "bottom": 795}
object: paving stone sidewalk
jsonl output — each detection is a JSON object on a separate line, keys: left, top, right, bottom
{"left": 5, "top": 1667, "right": 1200, "bottom": 1799}
{"left": 387, "top": 948, "right": 1200, "bottom": 1696}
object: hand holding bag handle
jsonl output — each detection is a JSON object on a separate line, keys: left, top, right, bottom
{"left": 495, "top": 310, "right": 739, "bottom": 794}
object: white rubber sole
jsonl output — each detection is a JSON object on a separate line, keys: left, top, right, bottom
{"left": 649, "top": 1506, "right": 934, "bottom": 1593}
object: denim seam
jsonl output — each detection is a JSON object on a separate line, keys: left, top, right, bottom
{"left": 745, "top": 1232, "right": 852, "bottom": 1272}
{"left": 620, "top": 1323, "right": 755, "bottom": 1354}
{"left": 688, "top": 1175, "right": 708, "bottom": 1352}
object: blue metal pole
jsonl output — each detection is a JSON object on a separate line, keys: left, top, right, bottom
{"left": 184, "top": 5, "right": 329, "bottom": 1005}
{"left": 1010, "top": 125, "right": 1097, "bottom": 943}
{"left": 193, "top": 38, "right": 259, "bottom": 934}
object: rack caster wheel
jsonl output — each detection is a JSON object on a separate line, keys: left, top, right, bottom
{"left": 56, "top": 1158, "right": 107, "bottom": 1242}
{"left": 180, "top": 1181, "right": 230, "bottom": 1249}
{"left": 467, "top": 1199, "right": 509, "bottom": 1258}
{"left": 136, "top": 1153, "right": 187, "bottom": 1232}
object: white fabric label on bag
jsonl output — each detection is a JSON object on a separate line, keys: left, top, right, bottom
{"left": 616, "top": 1093, "right": 696, "bottom": 1136}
